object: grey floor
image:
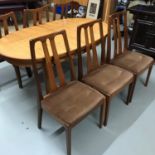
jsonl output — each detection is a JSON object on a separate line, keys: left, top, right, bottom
{"left": 0, "top": 56, "right": 155, "bottom": 155}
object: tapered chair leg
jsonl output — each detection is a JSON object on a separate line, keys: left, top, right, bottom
{"left": 25, "top": 67, "right": 32, "bottom": 78}
{"left": 66, "top": 127, "right": 71, "bottom": 155}
{"left": 129, "top": 77, "right": 137, "bottom": 103}
{"left": 13, "top": 65, "right": 23, "bottom": 88}
{"left": 126, "top": 81, "right": 134, "bottom": 105}
{"left": 38, "top": 108, "right": 43, "bottom": 129}
{"left": 103, "top": 97, "right": 110, "bottom": 126}
{"left": 145, "top": 65, "right": 153, "bottom": 87}
{"left": 99, "top": 103, "right": 106, "bottom": 128}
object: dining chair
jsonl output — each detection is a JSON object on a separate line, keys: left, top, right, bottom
{"left": 0, "top": 11, "right": 32, "bottom": 88}
{"left": 23, "top": 4, "right": 51, "bottom": 27}
{"left": 53, "top": 1, "right": 80, "bottom": 20}
{"left": 30, "top": 30, "right": 106, "bottom": 155}
{"left": 107, "top": 10, "right": 154, "bottom": 102}
{"left": 77, "top": 19, "right": 135, "bottom": 126}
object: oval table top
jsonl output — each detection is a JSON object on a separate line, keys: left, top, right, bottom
{"left": 0, "top": 18, "right": 108, "bottom": 66}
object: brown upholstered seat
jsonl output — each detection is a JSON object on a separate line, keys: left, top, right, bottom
{"left": 112, "top": 51, "right": 154, "bottom": 74}
{"left": 82, "top": 64, "right": 133, "bottom": 96}
{"left": 30, "top": 30, "right": 106, "bottom": 155}
{"left": 42, "top": 81, "right": 105, "bottom": 126}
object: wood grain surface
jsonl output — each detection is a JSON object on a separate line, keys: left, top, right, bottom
{"left": 0, "top": 18, "right": 108, "bottom": 65}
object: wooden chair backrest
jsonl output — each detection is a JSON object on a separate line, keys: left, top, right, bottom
{"left": 54, "top": 1, "right": 80, "bottom": 20}
{"left": 77, "top": 19, "right": 106, "bottom": 80}
{"left": 0, "top": 11, "right": 18, "bottom": 38}
{"left": 107, "top": 10, "right": 128, "bottom": 63}
{"left": 23, "top": 4, "right": 50, "bottom": 28}
{"left": 30, "top": 30, "right": 75, "bottom": 101}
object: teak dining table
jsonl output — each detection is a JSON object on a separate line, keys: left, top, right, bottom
{"left": 0, "top": 18, "right": 108, "bottom": 67}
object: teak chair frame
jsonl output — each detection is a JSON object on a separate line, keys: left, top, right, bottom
{"left": 23, "top": 1, "right": 82, "bottom": 28}
{"left": 0, "top": 11, "right": 32, "bottom": 88}
{"left": 53, "top": 1, "right": 80, "bottom": 20}
{"left": 30, "top": 30, "right": 105, "bottom": 155}
{"left": 77, "top": 19, "right": 135, "bottom": 126}
{"left": 23, "top": 4, "right": 50, "bottom": 28}
{"left": 107, "top": 10, "right": 154, "bottom": 101}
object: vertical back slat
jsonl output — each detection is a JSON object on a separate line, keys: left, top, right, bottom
{"left": 32, "top": 11, "right": 37, "bottom": 26}
{"left": 45, "top": 6, "right": 50, "bottom": 22}
{"left": 107, "top": 17, "right": 112, "bottom": 63}
{"left": 61, "top": 4, "right": 65, "bottom": 19}
{"left": 30, "top": 41, "right": 43, "bottom": 102}
{"left": 64, "top": 3, "right": 69, "bottom": 18}
{"left": 77, "top": 26, "right": 83, "bottom": 80}
{"left": 11, "top": 13, "right": 18, "bottom": 31}
{"left": 23, "top": 11, "right": 28, "bottom": 28}
{"left": 50, "top": 38, "right": 66, "bottom": 86}
{"left": 100, "top": 21, "right": 106, "bottom": 65}
{"left": 124, "top": 11, "right": 128, "bottom": 52}
{"left": 90, "top": 26, "right": 99, "bottom": 69}
{"left": 52, "top": 4, "right": 57, "bottom": 21}
{"left": 116, "top": 18, "right": 123, "bottom": 55}
{"left": 42, "top": 41, "right": 58, "bottom": 92}
{"left": 70, "top": 2, "right": 74, "bottom": 17}
{"left": 3, "top": 19, "right": 9, "bottom": 35}
{"left": 63, "top": 31, "right": 76, "bottom": 80}
{"left": 38, "top": 9, "right": 42, "bottom": 25}
{"left": 113, "top": 18, "right": 118, "bottom": 57}
{"left": 84, "top": 27, "right": 93, "bottom": 72}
